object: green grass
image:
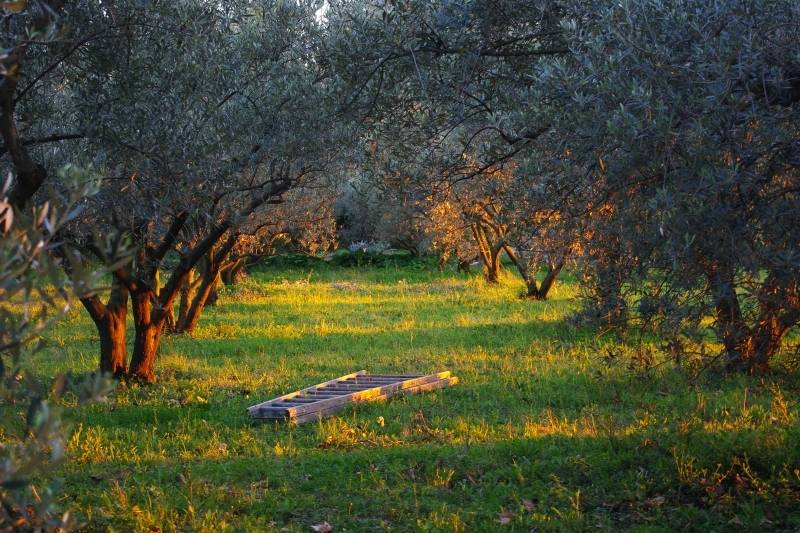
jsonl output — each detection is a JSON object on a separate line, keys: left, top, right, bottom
{"left": 29, "top": 264, "right": 800, "bottom": 531}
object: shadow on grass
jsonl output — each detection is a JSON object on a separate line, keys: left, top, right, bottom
{"left": 60, "top": 429, "right": 800, "bottom": 531}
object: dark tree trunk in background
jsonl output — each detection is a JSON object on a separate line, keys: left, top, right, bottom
{"left": 176, "top": 235, "right": 237, "bottom": 334}
{"left": 220, "top": 257, "right": 246, "bottom": 285}
{"left": 1, "top": 48, "right": 46, "bottom": 209}
{"left": 472, "top": 224, "right": 503, "bottom": 283}
{"left": 708, "top": 263, "right": 800, "bottom": 372}
{"left": 176, "top": 268, "right": 201, "bottom": 330}
{"left": 525, "top": 261, "right": 564, "bottom": 300}
{"left": 0, "top": 0, "right": 69, "bottom": 209}
{"left": 503, "top": 244, "right": 564, "bottom": 301}
{"left": 81, "top": 279, "right": 129, "bottom": 377}
{"left": 707, "top": 263, "right": 746, "bottom": 370}
{"left": 583, "top": 248, "right": 630, "bottom": 327}
{"left": 207, "top": 283, "right": 220, "bottom": 307}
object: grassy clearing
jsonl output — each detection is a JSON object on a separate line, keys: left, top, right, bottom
{"left": 29, "top": 264, "right": 800, "bottom": 531}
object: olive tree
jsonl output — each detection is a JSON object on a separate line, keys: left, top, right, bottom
{"left": 535, "top": 0, "right": 800, "bottom": 370}
{"left": 1, "top": 4, "right": 116, "bottom": 514}
{"left": 6, "top": 0, "right": 346, "bottom": 382}
{"left": 174, "top": 183, "right": 339, "bottom": 334}
{"left": 326, "top": 0, "right": 573, "bottom": 287}
{"left": 0, "top": 168, "right": 119, "bottom": 529}
{"left": 76, "top": 0, "right": 340, "bottom": 382}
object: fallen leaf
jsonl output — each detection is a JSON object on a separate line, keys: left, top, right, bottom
{"left": 522, "top": 499, "right": 537, "bottom": 512}
{"left": 646, "top": 496, "right": 665, "bottom": 507}
{"left": 311, "top": 521, "right": 332, "bottom": 532}
{"left": 498, "top": 509, "right": 515, "bottom": 525}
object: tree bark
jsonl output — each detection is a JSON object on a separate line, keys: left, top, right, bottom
{"left": 747, "top": 318, "right": 786, "bottom": 372}
{"left": 220, "top": 257, "right": 246, "bottom": 285}
{"left": 128, "top": 290, "right": 165, "bottom": 383}
{"left": 537, "top": 262, "right": 563, "bottom": 298}
{"left": 527, "top": 261, "right": 564, "bottom": 300}
{"left": 471, "top": 223, "right": 502, "bottom": 283}
{"left": 176, "top": 268, "right": 201, "bottom": 329}
{"left": 1, "top": 47, "right": 48, "bottom": 209}
{"left": 178, "top": 269, "right": 220, "bottom": 333}
{"left": 176, "top": 236, "right": 237, "bottom": 334}
{"left": 98, "top": 304, "right": 128, "bottom": 376}
{"left": 488, "top": 244, "right": 503, "bottom": 283}
{"left": 706, "top": 262, "right": 748, "bottom": 370}
{"left": 503, "top": 243, "right": 564, "bottom": 301}
{"left": 207, "top": 282, "right": 220, "bottom": 307}
{"left": 0, "top": 0, "right": 67, "bottom": 207}
{"left": 719, "top": 271, "right": 800, "bottom": 372}
{"left": 80, "top": 280, "right": 129, "bottom": 377}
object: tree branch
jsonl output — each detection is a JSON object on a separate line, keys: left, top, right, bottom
{"left": 0, "top": 131, "right": 85, "bottom": 156}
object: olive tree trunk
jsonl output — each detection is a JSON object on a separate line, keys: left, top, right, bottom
{"left": 220, "top": 257, "right": 247, "bottom": 285}
{"left": 527, "top": 262, "right": 564, "bottom": 300}
{"left": 119, "top": 179, "right": 290, "bottom": 382}
{"left": 127, "top": 290, "right": 165, "bottom": 383}
{"left": 175, "top": 267, "right": 202, "bottom": 330}
{"left": 471, "top": 223, "right": 503, "bottom": 283}
{"left": 80, "top": 279, "right": 129, "bottom": 377}
{"left": 176, "top": 235, "right": 238, "bottom": 334}
{"left": 708, "top": 264, "right": 800, "bottom": 372}
{"left": 503, "top": 244, "right": 564, "bottom": 301}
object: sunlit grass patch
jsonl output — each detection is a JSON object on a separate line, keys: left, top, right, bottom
{"left": 16, "top": 264, "right": 800, "bottom": 531}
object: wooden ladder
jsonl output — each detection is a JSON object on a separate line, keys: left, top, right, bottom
{"left": 247, "top": 370, "right": 458, "bottom": 424}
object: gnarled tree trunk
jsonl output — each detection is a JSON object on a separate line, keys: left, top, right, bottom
{"left": 707, "top": 262, "right": 746, "bottom": 368}
{"left": 708, "top": 264, "right": 800, "bottom": 373}
{"left": 176, "top": 236, "right": 237, "bottom": 334}
{"left": 128, "top": 290, "right": 167, "bottom": 383}
{"left": 220, "top": 257, "right": 246, "bottom": 285}
{"left": 471, "top": 223, "right": 503, "bottom": 283}
{"left": 524, "top": 261, "right": 563, "bottom": 300}
{"left": 80, "top": 279, "right": 129, "bottom": 377}
{"left": 178, "top": 269, "right": 220, "bottom": 333}
{"left": 117, "top": 179, "right": 289, "bottom": 383}
{"left": 503, "top": 244, "right": 565, "bottom": 301}
{"left": 175, "top": 267, "right": 202, "bottom": 330}
{"left": 532, "top": 262, "right": 563, "bottom": 300}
